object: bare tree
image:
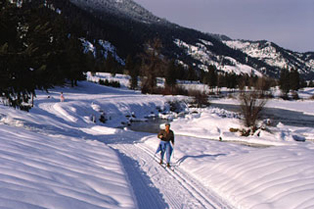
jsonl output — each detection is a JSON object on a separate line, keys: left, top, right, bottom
{"left": 239, "top": 89, "right": 267, "bottom": 129}
{"left": 188, "top": 89, "right": 210, "bottom": 108}
{"left": 255, "top": 76, "right": 274, "bottom": 98}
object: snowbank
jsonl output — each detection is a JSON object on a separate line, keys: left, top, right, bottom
{"left": 205, "top": 144, "right": 314, "bottom": 209}
{"left": 0, "top": 124, "right": 136, "bottom": 208}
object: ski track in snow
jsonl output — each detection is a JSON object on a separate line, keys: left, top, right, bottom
{"left": 110, "top": 140, "right": 233, "bottom": 209}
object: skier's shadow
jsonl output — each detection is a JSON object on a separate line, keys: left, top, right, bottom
{"left": 175, "top": 153, "right": 226, "bottom": 166}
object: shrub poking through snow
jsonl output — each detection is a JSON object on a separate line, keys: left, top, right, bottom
{"left": 230, "top": 127, "right": 262, "bottom": 137}
{"left": 229, "top": 128, "right": 239, "bottom": 132}
{"left": 239, "top": 90, "right": 267, "bottom": 129}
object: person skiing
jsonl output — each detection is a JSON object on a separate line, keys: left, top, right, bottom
{"left": 60, "top": 92, "right": 65, "bottom": 102}
{"left": 156, "top": 122, "right": 175, "bottom": 168}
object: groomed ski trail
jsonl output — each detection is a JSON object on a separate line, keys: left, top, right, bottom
{"left": 110, "top": 137, "right": 234, "bottom": 209}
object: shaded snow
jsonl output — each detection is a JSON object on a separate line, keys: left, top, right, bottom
{"left": 0, "top": 122, "right": 135, "bottom": 209}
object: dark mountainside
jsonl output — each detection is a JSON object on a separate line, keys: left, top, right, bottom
{"left": 47, "top": 0, "right": 313, "bottom": 79}
{"left": 4, "top": 0, "right": 314, "bottom": 81}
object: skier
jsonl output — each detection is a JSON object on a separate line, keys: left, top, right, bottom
{"left": 60, "top": 92, "right": 65, "bottom": 102}
{"left": 156, "top": 122, "right": 175, "bottom": 168}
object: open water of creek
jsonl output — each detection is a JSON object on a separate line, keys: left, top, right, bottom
{"left": 128, "top": 118, "right": 168, "bottom": 134}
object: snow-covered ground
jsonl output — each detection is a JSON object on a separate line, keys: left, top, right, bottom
{"left": 1, "top": 73, "right": 314, "bottom": 208}
{"left": 0, "top": 124, "right": 136, "bottom": 209}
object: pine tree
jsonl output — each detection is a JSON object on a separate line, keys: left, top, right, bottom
{"left": 0, "top": 1, "right": 88, "bottom": 108}
{"left": 140, "top": 38, "right": 166, "bottom": 94}
{"left": 187, "top": 65, "right": 197, "bottom": 82}
{"left": 0, "top": 1, "right": 35, "bottom": 108}
{"left": 65, "top": 36, "right": 87, "bottom": 87}
{"left": 226, "top": 72, "right": 237, "bottom": 89}
{"left": 125, "top": 55, "right": 139, "bottom": 90}
{"left": 165, "top": 59, "right": 177, "bottom": 90}
{"left": 289, "top": 68, "right": 300, "bottom": 91}
{"left": 216, "top": 73, "right": 225, "bottom": 93}
{"left": 107, "top": 53, "right": 114, "bottom": 74}
{"left": 207, "top": 65, "right": 217, "bottom": 91}
{"left": 176, "top": 64, "right": 186, "bottom": 80}
{"left": 85, "top": 51, "right": 96, "bottom": 74}
{"left": 279, "top": 68, "right": 290, "bottom": 96}
{"left": 125, "top": 55, "right": 134, "bottom": 75}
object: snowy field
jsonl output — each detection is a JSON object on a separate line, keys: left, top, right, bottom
{"left": 1, "top": 72, "right": 314, "bottom": 208}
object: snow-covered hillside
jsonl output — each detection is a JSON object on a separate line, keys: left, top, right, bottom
{"left": 81, "top": 38, "right": 125, "bottom": 65}
{"left": 1, "top": 73, "right": 314, "bottom": 208}
{"left": 174, "top": 39, "right": 263, "bottom": 76}
{"left": 224, "top": 40, "right": 314, "bottom": 75}
{"left": 174, "top": 37, "right": 314, "bottom": 77}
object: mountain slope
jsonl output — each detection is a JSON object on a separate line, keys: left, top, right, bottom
{"left": 224, "top": 40, "right": 314, "bottom": 78}
{"left": 52, "top": 0, "right": 314, "bottom": 79}
{"left": 70, "top": 0, "right": 167, "bottom": 24}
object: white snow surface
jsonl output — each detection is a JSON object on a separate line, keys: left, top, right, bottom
{"left": 1, "top": 73, "right": 314, "bottom": 208}
{"left": 224, "top": 40, "right": 288, "bottom": 68}
{"left": 0, "top": 125, "right": 135, "bottom": 209}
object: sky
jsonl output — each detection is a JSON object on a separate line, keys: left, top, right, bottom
{"left": 133, "top": 0, "right": 314, "bottom": 53}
